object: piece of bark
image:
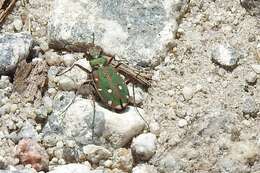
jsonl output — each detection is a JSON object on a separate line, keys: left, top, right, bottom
{"left": 0, "top": 0, "right": 17, "bottom": 24}
{"left": 13, "top": 60, "right": 48, "bottom": 102}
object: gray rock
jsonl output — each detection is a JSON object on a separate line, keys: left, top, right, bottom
{"left": 245, "top": 71, "right": 257, "bottom": 84}
{"left": 0, "top": 32, "right": 33, "bottom": 67}
{"left": 131, "top": 133, "right": 157, "bottom": 161}
{"left": 82, "top": 144, "right": 112, "bottom": 164}
{"left": 132, "top": 164, "right": 158, "bottom": 173}
{"left": 17, "top": 121, "right": 39, "bottom": 140}
{"left": 211, "top": 44, "right": 239, "bottom": 68}
{"left": 242, "top": 96, "right": 259, "bottom": 117}
{"left": 48, "top": 164, "right": 91, "bottom": 173}
{"left": 48, "top": 0, "right": 185, "bottom": 65}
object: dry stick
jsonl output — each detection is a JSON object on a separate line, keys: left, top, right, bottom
{"left": 0, "top": 0, "right": 17, "bottom": 24}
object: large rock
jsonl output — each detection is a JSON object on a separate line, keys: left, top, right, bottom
{"left": 0, "top": 32, "right": 33, "bottom": 67}
{"left": 43, "top": 95, "right": 146, "bottom": 148}
{"left": 48, "top": 0, "right": 187, "bottom": 65}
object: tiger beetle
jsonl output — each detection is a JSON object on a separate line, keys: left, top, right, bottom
{"left": 57, "top": 34, "right": 151, "bottom": 139}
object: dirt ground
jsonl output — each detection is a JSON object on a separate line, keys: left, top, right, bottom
{"left": 1, "top": 0, "right": 260, "bottom": 172}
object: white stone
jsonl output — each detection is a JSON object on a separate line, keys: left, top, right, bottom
{"left": 211, "top": 44, "right": 239, "bottom": 67}
{"left": 63, "top": 98, "right": 146, "bottom": 148}
{"left": 57, "top": 59, "right": 90, "bottom": 90}
{"left": 182, "top": 86, "right": 194, "bottom": 100}
{"left": 132, "top": 164, "right": 158, "bottom": 173}
{"left": 178, "top": 119, "right": 188, "bottom": 128}
{"left": 131, "top": 133, "right": 157, "bottom": 161}
{"left": 45, "top": 51, "right": 62, "bottom": 66}
{"left": 149, "top": 121, "right": 160, "bottom": 136}
{"left": 48, "top": 164, "right": 91, "bottom": 173}
{"left": 56, "top": 141, "right": 64, "bottom": 148}
{"left": 82, "top": 144, "right": 112, "bottom": 164}
{"left": 63, "top": 54, "right": 76, "bottom": 67}
{"left": 57, "top": 76, "right": 76, "bottom": 91}
{"left": 13, "top": 19, "right": 23, "bottom": 32}
{"left": 251, "top": 64, "right": 260, "bottom": 74}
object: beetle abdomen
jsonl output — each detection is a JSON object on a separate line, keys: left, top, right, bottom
{"left": 92, "top": 65, "right": 129, "bottom": 111}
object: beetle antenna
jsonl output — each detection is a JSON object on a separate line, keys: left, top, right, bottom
{"left": 132, "top": 84, "right": 150, "bottom": 129}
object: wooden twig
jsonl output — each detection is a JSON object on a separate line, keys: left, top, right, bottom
{"left": 0, "top": 0, "right": 17, "bottom": 25}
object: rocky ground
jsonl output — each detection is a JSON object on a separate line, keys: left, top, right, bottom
{"left": 0, "top": 0, "right": 260, "bottom": 173}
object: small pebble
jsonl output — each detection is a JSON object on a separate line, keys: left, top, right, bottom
{"left": 56, "top": 141, "right": 64, "bottom": 148}
{"left": 178, "top": 119, "right": 188, "bottom": 127}
{"left": 103, "top": 160, "right": 113, "bottom": 168}
{"left": 63, "top": 54, "right": 75, "bottom": 67}
{"left": 13, "top": 19, "right": 23, "bottom": 32}
{"left": 149, "top": 121, "right": 160, "bottom": 136}
{"left": 112, "top": 148, "right": 133, "bottom": 172}
{"left": 82, "top": 144, "right": 112, "bottom": 164}
{"left": 182, "top": 86, "right": 194, "bottom": 100}
{"left": 45, "top": 51, "right": 62, "bottom": 66}
{"left": 211, "top": 44, "right": 239, "bottom": 68}
{"left": 251, "top": 64, "right": 260, "bottom": 74}
{"left": 245, "top": 72, "right": 257, "bottom": 84}
{"left": 242, "top": 96, "right": 259, "bottom": 117}
{"left": 131, "top": 133, "right": 157, "bottom": 161}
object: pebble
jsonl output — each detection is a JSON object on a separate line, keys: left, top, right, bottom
{"left": 251, "top": 64, "right": 260, "bottom": 74}
{"left": 182, "top": 86, "right": 194, "bottom": 100}
{"left": 45, "top": 51, "right": 62, "bottom": 66}
{"left": 48, "top": 164, "right": 91, "bottom": 173}
{"left": 112, "top": 148, "right": 133, "bottom": 172}
{"left": 15, "top": 139, "right": 49, "bottom": 171}
{"left": 178, "top": 119, "right": 188, "bottom": 128}
{"left": 63, "top": 54, "right": 75, "bottom": 67}
{"left": 13, "top": 19, "right": 23, "bottom": 32}
{"left": 63, "top": 147, "right": 78, "bottom": 163}
{"left": 56, "top": 141, "right": 64, "bottom": 148}
{"left": 57, "top": 76, "right": 76, "bottom": 91}
{"left": 82, "top": 144, "right": 112, "bottom": 164}
{"left": 149, "top": 121, "right": 160, "bottom": 136}
{"left": 103, "top": 160, "right": 113, "bottom": 168}
{"left": 132, "top": 164, "right": 158, "bottom": 173}
{"left": 242, "top": 96, "right": 259, "bottom": 117}
{"left": 211, "top": 44, "right": 239, "bottom": 68}
{"left": 131, "top": 133, "right": 157, "bottom": 161}
{"left": 245, "top": 71, "right": 257, "bottom": 84}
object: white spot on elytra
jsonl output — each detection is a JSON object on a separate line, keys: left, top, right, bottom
{"left": 98, "top": 88, "right": 102, "bottom": 91}
{"left": 108, "top": 101, "right": 112, "bottom": 105}
{"left": 95, "top": 78, "right": 99, "bottom": 81}
{"left": 107, "top": 89, "right": 112, "bottom": 93}
{"left": 118, "top": 85, "right": 122, "bottom": 90}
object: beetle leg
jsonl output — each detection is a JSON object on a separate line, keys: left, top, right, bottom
{"left": 57, "top": 63, "right": 91, "bottom": 76}
{"left": 90, "top": 92, "right": 96, "bottom": 141}
{"left": 131, "top": 83, "right": 150, "bottom": 129}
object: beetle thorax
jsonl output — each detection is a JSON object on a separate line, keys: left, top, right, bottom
{"left": 89, "top": 57, "right": 108, "bottom": 69}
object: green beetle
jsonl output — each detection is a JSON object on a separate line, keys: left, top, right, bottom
{"left": 89, "top": 54, "right": 130, "bottom": 111}
{"left": 58, "top": 44, "right": 131, "bottom": 111}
